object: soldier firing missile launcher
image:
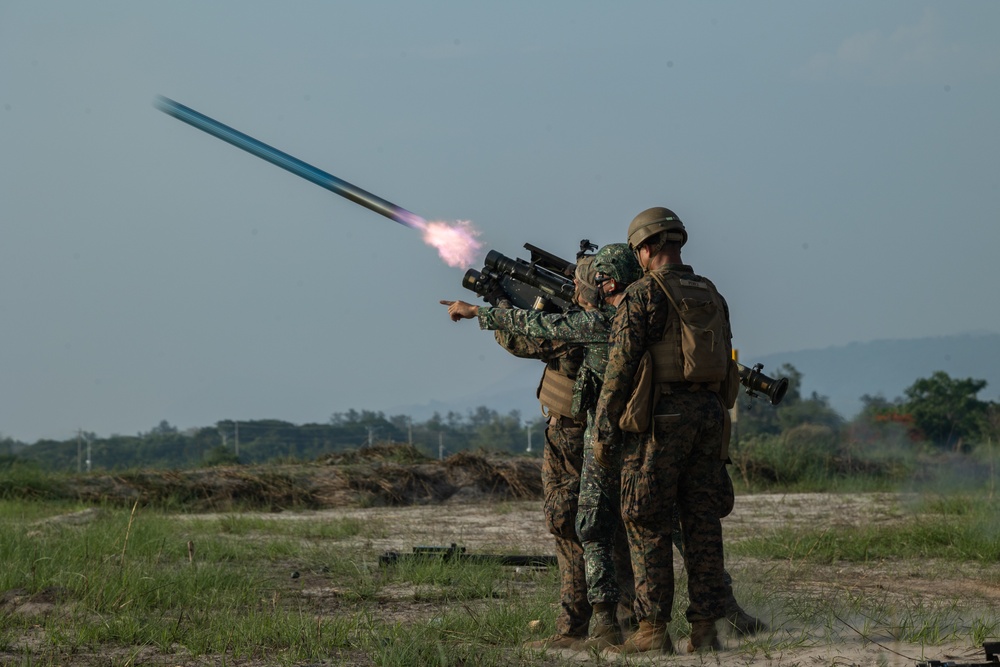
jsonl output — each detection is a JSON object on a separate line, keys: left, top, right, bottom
{"left": 463, "top": 239, "right": 789, "bottom": 405}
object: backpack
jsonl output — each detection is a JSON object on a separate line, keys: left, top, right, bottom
{"left": 619, "top": 269, "right": 736, "bottom": 433}
{"left": 649, "top": 270, "right": 731, "bottom": 384}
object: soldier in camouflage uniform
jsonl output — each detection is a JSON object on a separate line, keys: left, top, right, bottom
{"left": 593, "top": 207, "right": 733, "bottom": 655}
{"left": 442, "top": 244, "right": 642, "bottom": 651}
{"left": 490, "top": 291, "right": 590, "bottom": 646}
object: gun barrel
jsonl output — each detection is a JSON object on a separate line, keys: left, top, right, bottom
{"left": 737, "top": 362, "right": 789, "bottom": 405}
{"left": 155, "top": 96, "right": 422, "bottom": 229}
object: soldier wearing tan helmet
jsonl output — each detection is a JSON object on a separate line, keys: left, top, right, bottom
{"left": 592, "top": 207, "right": 750, "bottom": 655}
{"left": 625, "top": 207, "right": 766, "bottom": 638}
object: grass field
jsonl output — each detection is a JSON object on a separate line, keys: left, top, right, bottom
{"left": 1, "top": 480, "right": 999, "bottom": 665}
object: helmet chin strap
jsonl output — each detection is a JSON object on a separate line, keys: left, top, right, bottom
{"left": 595, "top": 274, "right": 624, "bottom": 298}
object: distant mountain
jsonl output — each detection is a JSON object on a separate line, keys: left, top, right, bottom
{"left": 752, "top": 332, "right": 1000, "bottom": 418}
{"left": 392, "top": 332, "right": 1000, "bottom": 422}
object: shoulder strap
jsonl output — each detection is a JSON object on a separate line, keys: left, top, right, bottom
{"left": 649, "top": 270, "right": 681, "bottom": 315}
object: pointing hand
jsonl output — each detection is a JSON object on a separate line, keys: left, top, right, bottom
{"left": 439, "top": 300, "right": 480, "bottom": 322}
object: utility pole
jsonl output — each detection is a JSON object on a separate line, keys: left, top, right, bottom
{"left": 77, "top": 430, "right": 82, "bottom": 473}
{"left": 234, "top": 421, "right": 240, "bottom": 458}
{"left": 730, "top": 349, "right": 739, "bottom": 449}
{"left": 84, "top": 433, "right": 92, "bottom": 472}
{"left": 438, "top": 432, "right": 444, "bottom": 461}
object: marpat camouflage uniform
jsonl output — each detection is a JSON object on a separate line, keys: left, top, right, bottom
{"left": 479, "top": 306, "right": 635, "bottom": 618}
{"left": 594, "top": 264, "right": 730, "bottom": 625}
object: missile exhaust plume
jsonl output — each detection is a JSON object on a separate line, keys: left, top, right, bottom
{"left": 155, "top": 96, "right": 481, "bottom": 267}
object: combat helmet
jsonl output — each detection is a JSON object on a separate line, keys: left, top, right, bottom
{"left": 592, "top": 243, "right": 642, "bottom": 294}
{"left": 627, "top": 207, "right": 687, "bottom": 251}
{"left": 573, "top": 255, "right": 601, "bottom": 308}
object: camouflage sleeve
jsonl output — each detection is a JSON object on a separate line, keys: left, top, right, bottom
{"left": 493, "top": 329, "right": 570, "bottom": 362}
{"left": 477, "top": 307, "right": 609, "bottom": 343}
{"left": 594, "top": 289, "right": 651, "bottom": 450}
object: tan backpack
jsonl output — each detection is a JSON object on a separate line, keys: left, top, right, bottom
{"left": 619, "top": 269, "right": 736, "bottom": 434}
{"left": 648, "top": 270, "right": 731, "bottom": 384}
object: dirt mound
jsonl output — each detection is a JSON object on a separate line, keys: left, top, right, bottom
{"left": 60, "top": 445, "right": 543, "bottom": 512}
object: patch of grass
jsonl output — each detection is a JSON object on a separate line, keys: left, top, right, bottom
{"left": 212, "top": 514, "right": 384, "bottom": 540}
{"left": 0, "top": 500, "right": 566, "bottom": 664}
{"left": 732, "top": 494, "right": 1000, "bottom": 563}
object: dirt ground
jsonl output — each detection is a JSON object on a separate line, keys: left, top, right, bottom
{"left": 6, "top": 451, "right": 1000, "bottom": 665}
{"left": 187, "top": 491, "right": 1000, "bottom": 666}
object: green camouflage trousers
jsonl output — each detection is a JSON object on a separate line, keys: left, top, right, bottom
{"left": 542, "top": 418, "right": 590, "bottom": 637}
{"left": 575, "top": 413, "right": 635, "bottom": 614}
{"left": 620, "top": 391, "right": 728, "bottom": 624}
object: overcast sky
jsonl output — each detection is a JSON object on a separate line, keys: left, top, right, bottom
{"left": 2, "top": 2, "right": 998, "bottom": 443}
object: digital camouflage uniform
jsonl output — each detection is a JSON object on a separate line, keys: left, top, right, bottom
{"left": 594, "top": 263, "right": 730, "bottom": 626}
{"left": 492, "top": 326, "right": 590, "bottom": 637}
{"left": 479, "top": 306, "right": 635, "bottom": 623}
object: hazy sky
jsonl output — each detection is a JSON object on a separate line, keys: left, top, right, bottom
{"left": 2, "top": 2, "right": 999, "bottom": 443}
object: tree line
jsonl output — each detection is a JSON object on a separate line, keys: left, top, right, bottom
{"left": 1, "top": 366, "right": 997, "bottom": 475}
{"left": 0, "top": 407, "right": 544, "bottom": 472}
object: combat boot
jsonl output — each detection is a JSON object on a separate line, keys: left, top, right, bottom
{"left": 680, "top": 619, "right": 721, "bottom": 653}
{"left": 578, "top": 602, "right": 621, "bottom": 651}
{"left": 725, "top": 595, "right": 768, "bottom": 636}
{"left": 616, "top": 600, "right": 639, "bottom": 639}
{"left": 604, "top": 619, "right": 673, "bottom": 655}
{"left": 523, "top": 633, "right": 586, "bottom": 650}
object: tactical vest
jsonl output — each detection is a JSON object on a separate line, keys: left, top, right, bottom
{"left": 536, "top": 365, "right": 576, "bottom": 419}
{"left": 646, "top": 269, "right": 730, "bottom": 388}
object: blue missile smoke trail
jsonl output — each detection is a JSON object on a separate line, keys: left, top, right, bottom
{"left": 155, "top": 95, "right": 423, "bottom": 230}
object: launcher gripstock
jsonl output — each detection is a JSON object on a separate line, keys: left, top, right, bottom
{"left": 916, "top": 641, "right": 1000, "bottom": 667}
{"left": 737, "top": 362, "right": 789, "bottom": 406}
{"left": 462, "top": 241, "right": 589, "bottom": 312}
{"left": 379, "top": 543, "right": 557, "bottom": 568}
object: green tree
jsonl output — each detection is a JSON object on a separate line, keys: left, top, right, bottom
{"left": 469, "top": 409, "right": 524, "bottom": 452}
{"left": 202, "top": 445, "right": 240, "bottom": 467}
{"left": 903, "top": 371, "right": 989, "bottom": 450}
{"left": 777, "top": 389, "right": 842, "bottom": 432}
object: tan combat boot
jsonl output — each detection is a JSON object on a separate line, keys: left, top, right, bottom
{"left": 578, "top": 602, "right": 621, "bottom": 651}
{"left": 604, "top": 619, "right": 673, "bottom": 655}
{"left": 616, "top": 600, "right": 639, "bottom": 639}
{"left": 680, "top": 619, "right": 721, "bottom": 652}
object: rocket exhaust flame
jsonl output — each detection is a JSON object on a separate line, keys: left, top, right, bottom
{"left": 391, "top": 209, "right": 482, "bottom": 268}
{"left": 416, "top": 219, "right": 481, "bottom": 268}
{"left": 155, "top": 96, "right": 482, "bottom": 268}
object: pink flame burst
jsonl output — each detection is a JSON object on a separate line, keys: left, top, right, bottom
{"left": 392, "top": 211, "right": 482, "bottom": 268}
{"left": 416, "top": 220, "right": 483, "bottom": 268}
{"left": 419, "top": 219, "right": 482, "bottom": 268}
